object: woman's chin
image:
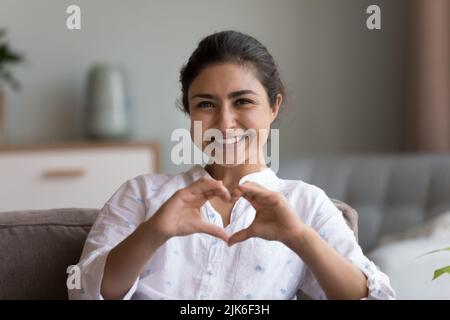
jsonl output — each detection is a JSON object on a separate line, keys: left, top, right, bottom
{"left": 214, "top": 162, "right": 243, "bottom": 168}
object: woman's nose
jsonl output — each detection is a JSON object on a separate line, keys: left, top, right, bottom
{"left": 215, "top": 105, "right": 236, "bottom": 132}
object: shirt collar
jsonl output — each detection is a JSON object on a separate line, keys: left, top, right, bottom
{"left": 189, "top": 164, "right": 280, "bottom": 190}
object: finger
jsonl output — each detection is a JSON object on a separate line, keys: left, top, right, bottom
{"left": 202, "top": 187, "right": 231, "bottom": 203}
{"left": 196, "top": 221, "right": 229, "bottom": 243}
{"left": 228, "top": 226, "right": 254, "bottom": 246}
{"left": 235, "top": 184, "right": 262, "bottom": 204}
{"left": 190, "top": 177, "right": 220, "bottom": 194}
{"left": 232, "top": 181, "right": 260, "bottom": 195}
{"left": 231, "top": 185, "right": 257, "bottom": 204}
{"left": 238, "top": 181, "right": 267, "bottom": 194}
{"left": 185, "top": 178, "right": 231, "bottom": 205}
{"left": 237, "top": 183, "right": 275, "bottom": 205}
{"left": 190, "top": 178, "right": 231, "bottom": 202}
{"left": 230, "top": 187, "right": 244, "bottom": 202}
{"left": 210, "top": 184, "right": 232, "bottom": 202}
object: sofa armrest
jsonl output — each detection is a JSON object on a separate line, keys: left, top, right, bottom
{"left": 331, "top": 199, "right": 359, "bottom": 242}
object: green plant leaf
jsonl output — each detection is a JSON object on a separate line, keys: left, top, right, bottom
{"left": 417, "top": 247, "right": 450, "bottom": 259}
{"left": 433, "top": 265, "right": 450, "bottom": 280}
{"left": 0, "top": 28, "right": 24, "bottom": 91}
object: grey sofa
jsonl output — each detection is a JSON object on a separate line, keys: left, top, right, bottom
{"left": 0, "top": 208, "right": 98, "bottom": 299}
{"left": 279, "top": 154, "right": 450, "bottom": 252}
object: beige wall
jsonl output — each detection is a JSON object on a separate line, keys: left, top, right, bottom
{"left": 0, "top": 0, "right": 411, "bottom": 173}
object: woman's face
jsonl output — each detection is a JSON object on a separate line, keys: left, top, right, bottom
{"left": 188, "top": 63, "right": 281, "bottom": 167}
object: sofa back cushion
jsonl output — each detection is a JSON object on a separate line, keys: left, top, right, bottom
{"left": 0, "top": 208, "right": 98, "bottom": 299}
{"left": 279, "top": 154, "right": 450, "bottom": 251}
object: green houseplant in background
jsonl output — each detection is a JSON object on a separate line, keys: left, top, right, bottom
{"left": 418, "top": 247, "right": 450, "bottom": 280}
{"left": 422, "top": 247, "right": 450, "bottom": 280}
{"left": 0, "top": 28, "right": 24, "bottom": 145}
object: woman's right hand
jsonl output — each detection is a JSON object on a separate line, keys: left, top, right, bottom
{"left": 101, "top": 177, "right": 230, "bottom": 299}
{"left": 148, "top": 177, "right": 231, "bottom": 242}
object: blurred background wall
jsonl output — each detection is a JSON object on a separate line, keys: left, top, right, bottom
{"left": 0, "top": 0, "right": 412, "bottom": 173}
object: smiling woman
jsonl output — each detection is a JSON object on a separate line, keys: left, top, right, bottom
{"left": 69, "top": 30, "right": 396, "bottom": 300}
{"left": 179, "top": 31, "right": 284, "bottom": 172}
{"left": 187, "top": 64, "right": 276, "bottom": 168}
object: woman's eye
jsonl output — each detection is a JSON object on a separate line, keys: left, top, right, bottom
{"left": 197, "top": 101, "right": 214, "bottom": 109}
{"left": 235, "top": 99, "right": 252, "bottom": 106}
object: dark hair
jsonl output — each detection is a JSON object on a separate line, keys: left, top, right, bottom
{"left": 179, "top": 30, "right": 285, "bottom": 114}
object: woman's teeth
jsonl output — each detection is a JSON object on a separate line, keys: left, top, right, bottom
{"left": 214, "top": 135, "right": 245, "bottom": 145}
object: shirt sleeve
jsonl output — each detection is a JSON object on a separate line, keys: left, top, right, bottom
{"left": 297, "top": 194, "right": 396, "bottom": 300}
{"left": 68, "top": 177, "right": 147, "bottom": 300}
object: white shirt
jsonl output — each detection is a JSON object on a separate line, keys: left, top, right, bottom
{"left": 69, "top": 164, "right": 396, "bottom": 300}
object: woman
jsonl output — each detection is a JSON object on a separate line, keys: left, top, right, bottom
{"left": 69, "top": 31, "right": 395, "bottom": 300}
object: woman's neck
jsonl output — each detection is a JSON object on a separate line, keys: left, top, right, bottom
{"left": 204, "top": 162, "right": 267, "bottom": 191}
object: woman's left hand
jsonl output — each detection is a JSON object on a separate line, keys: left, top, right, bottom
{"left": 228, "top": 181, "right": 306, "bottom": 247}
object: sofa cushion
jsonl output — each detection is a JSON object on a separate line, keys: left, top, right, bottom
{"left": 368, "top": 211, "right": 450, "bottom": 299}
{"left": 376, "top": 211, "right": 450, "bottom": 246}
{"left": 279, "top": 154, "right": 450, "bottom": 251}
{"left": 0, "top": 208, "right": 99, "bottom": 299}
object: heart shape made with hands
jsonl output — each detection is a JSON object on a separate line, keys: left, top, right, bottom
{"left": 204, "top": 181, "right": 300, "bottom": 247}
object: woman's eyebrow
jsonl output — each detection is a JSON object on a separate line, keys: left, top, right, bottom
{"left": 228, "top": 90, "right": 258, "bottom": 98}
{"left": 190, "top": 90, "right": 258, "bottom": 100}
{"left": 191, "top": 93, "right": 217, "bottom": 100}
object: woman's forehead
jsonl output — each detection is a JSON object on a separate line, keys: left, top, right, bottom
{"left": 188, "top": 63, "right": 264, "bottom": 98}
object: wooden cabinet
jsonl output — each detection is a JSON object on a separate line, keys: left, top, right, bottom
{"left": 0, "top": 141, "right": 159, "bottom": 211}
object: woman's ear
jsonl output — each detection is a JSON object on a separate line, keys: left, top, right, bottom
{"left": 270, "top": 94, "right": 283, "bottom": 123}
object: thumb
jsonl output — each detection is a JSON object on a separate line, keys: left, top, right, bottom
{"left": 228, "top": 227, "right": 254, "bottom": 247}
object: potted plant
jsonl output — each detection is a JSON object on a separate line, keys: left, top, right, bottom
{"left": 424, "top": 247, "right": 450, "bottom": 280}
{"left": 0, "top": 28, "right": 24, "bottom": 145}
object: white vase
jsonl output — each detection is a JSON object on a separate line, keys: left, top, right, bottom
{"left": 85, "top": 64, "right": 131, "bottom": 140}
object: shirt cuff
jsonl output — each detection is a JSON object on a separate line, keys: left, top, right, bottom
{"left": 355, "top": 259, "right": 396, "bottom": 300}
